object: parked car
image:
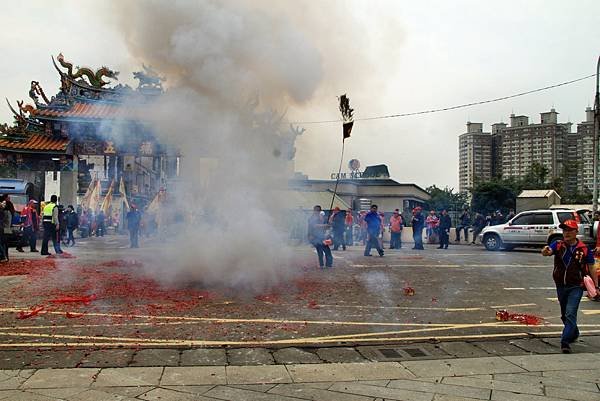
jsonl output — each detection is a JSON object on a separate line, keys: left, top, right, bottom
{"left": 0, "top": 179, "right": 35, "bottom": 247}
{"left": 479, "top": 208, "right": 594, "bottom": 251}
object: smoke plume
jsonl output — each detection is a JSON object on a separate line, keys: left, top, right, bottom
{"left": 104, "top": 0, "right": 331, "bottom": 289}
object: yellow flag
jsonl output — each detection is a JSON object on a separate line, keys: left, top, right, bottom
{"left": 101, "top": 179, "right": 114, "bottom": 215}
{"left": 80, "top": 178, "right": 96, "bottom": 211}
{"left": 89, "top": 179, "right": 101, "bottom": 212}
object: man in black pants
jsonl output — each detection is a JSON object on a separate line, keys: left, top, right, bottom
{"left": 364, "top": 204, "right": 384, "bottom": 257}
{"left": 307, "top": 205, "right": 333, "bottom": 268}
{"left": 411, "top": 207, "right": 425, "bottom": 250}
{"left": 329, "top": 207, "right": 346, "bottom": 251}
{"left": 438, "top": 209, "right": 451, "bottom": 249}
{"left": 41, "top": 195, "right": 63, "bottom": 255}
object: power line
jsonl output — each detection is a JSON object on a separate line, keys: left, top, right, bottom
{"left": 291, "top": 74, "right": 595, "bottom": 125}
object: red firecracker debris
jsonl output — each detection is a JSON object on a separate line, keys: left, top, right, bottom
{"left": 403, "top": 286, "right": 415, "bottom": 296}
{"left": 431, "top": 297, "right": 438, "bottom": 303}
{"left": 0, "top": 259, "right": 56, "bottom": 276}
{"left": 50, "top": 294, "right": 97, "bottom": 304}
{"left": 17, "top": 305, "right": 45, "bottom": 319}
{"left": 495, "top": 310, "right": 543, "bottom": 325}
{"left": 496, "top": 310, "right": 510, "bottom": 321}
{"left": 307, "top": 300, "right": 319, "bottom": 309}
{"left": 65, "top": 312, "right": 84, "bottom": 318}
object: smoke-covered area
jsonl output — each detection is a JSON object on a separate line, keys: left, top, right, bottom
{"left": 102, "top": 0, "right": 333, "bottom": 290}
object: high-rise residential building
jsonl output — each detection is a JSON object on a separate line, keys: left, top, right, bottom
{"left": 568, "top": 107, "right": 595, "bottom": 192}
{"left": 458, "top": 122, "right": 493, "bottom": 193}
{"left": 496, "top": 109, "right": 571, "bottom": 182}
{"left": 458, "top": 108, "right": 593, "bottom": 195}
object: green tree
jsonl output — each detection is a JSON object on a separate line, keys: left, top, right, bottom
{"left": 519, "top": 162, "right": 549, "bottom": 190}
{"left": 470, "top": 178, "right": 519, "bottom": 215}
{"left": 424, "top": 185, "right": 468, "bottom": 212}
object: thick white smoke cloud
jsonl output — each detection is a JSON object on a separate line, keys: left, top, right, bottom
{"left": 105, "top": 0, "right": 329, "bottom": 290}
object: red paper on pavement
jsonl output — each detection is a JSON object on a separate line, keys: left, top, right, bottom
{"left": 50, "top": 294, "right": 97, "bottom": 304}
{"left": 17, "top": 305, "right": 45, "bottom": 319}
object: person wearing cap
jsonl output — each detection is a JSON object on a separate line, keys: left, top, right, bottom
{"left": 364, "top": 204, "right": 384, "bottom": 257}
{"left": 542, "top": 219, "right": 596, "bottom": 353}
{"left": 389, "top": 209, "right": 403, "bottom": 249}
{"left": 21, "top": 200, "right": 39, "bottom": 252}
{"left": 328, "top": 207, "right": 346, "bottom": 251}
{"left": 307, "top": 205, "right": 332, "bottom": 268}
{"left": 411, "top": 207, "right": 425, "bottom": 250}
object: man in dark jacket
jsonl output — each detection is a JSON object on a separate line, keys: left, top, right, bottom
{"left": 411, "top": 207, "right": 425, "bottom": 250}
{"left": 126, "top": 204, "right": 142, "bottom": 248}
{"left": 455, "top": 209, "right": 471, "bottom": 242}
{"left": 65, "top": 205, "right": 79, "bottom": 246}
{"left": 363, "top": 204, "right": 384, "bottom": 257}
{"left": 542, "top": 219, "right": 595, "bottom": 353}
{"left": 437, "top": 209, "right": 452, "bottom": 249}
{"left": 96, "top": 210, "right": 106, "bottom": 237}
{"left": 307, "top": 205, "right": 332, "bottom": 268}
{"left": 471, "top": 213, "right": 486, "bottom": 244}
{"left": 329, "top": 207, "right": 346, "bottom": 251}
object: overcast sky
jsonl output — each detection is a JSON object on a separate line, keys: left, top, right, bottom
{"left": 1, "top": 1, "right": 598, "bottom": 190}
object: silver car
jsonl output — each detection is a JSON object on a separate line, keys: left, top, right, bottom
{"left": 479, "top": 209, "right": 594, "bottom": 251}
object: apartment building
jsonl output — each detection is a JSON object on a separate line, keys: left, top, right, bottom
{"left": 458, "top": 122, "right": 493, "bottom": 193}
{"left": 498, "top": 109, "right": 571, "bottom": 182}
{"left": 568, "top": 107, "right": 595, "bottom": 192}
{"left": 458, "top": 108, "right": 594, "bottom": 194}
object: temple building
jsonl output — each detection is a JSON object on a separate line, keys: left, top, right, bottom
{"left": 0, "top": 54, "right": 179, "bottom": 209}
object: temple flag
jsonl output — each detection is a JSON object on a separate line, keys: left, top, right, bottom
{"left": 339, "top": 94, "right": 354, "bottom": 141}
{"left": 89, "top": 179, "right": 101, "bottom": 212}
{"left": 146, "top": 187, "right": 166, "bottom": 214}
{"left": 119, "top": 176, "right": 129, "bottom": 211}
{"left": 80, "top": 178, "right": 95, "bottom": 211}
{"left": 100, "top": 179, "right": 114, "bottom": 215}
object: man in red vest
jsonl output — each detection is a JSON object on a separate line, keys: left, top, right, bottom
{"left": 542, "top": 219, "right": 596, "bottom": 353}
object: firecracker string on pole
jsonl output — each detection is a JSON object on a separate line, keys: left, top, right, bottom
{"left": 329, "top": 94, "right": 354, "bottom": 213}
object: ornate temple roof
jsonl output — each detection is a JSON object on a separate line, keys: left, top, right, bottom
{"left": 0, "top": 53, "right": 165, "bottom": 152}
{"left": 33, "top": 101, "right": 142, "bottom": 120}
{"left": 0, "top": 134, "right": 69, "bottom": 153}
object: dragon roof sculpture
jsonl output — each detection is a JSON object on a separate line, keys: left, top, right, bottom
{"left": 53, "top": 53, "right": 119, "bottom": 88}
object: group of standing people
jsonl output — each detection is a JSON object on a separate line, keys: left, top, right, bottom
{"left": 308, "top": 204, "right": 443, "bottom": 267}
{"left": 0, "top": 192, "right": 146, "bottom": 259}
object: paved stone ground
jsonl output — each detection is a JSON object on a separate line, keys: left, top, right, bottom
{"left": 0, "top": 352, "right": 598, "bottom": 400}
{"left": 0, "top": 336, "right": 599, "bottom": 369}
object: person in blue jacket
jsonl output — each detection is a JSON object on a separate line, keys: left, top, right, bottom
{"left": 411, "top": 207, "right": 425, "bottom": 250}
{"left": 363, "top": 204, "right": 384, "bottom": 257}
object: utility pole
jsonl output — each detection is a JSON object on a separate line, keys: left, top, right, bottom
{"left": 593, "top": 55, "right": 600, "bottom": 212}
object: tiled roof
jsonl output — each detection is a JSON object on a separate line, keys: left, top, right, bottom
{"left": 0, "top": 134, "right": 69, "bottom": 152}
{"left": 33, "top": 102, "right": 140, "bottom": 120}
